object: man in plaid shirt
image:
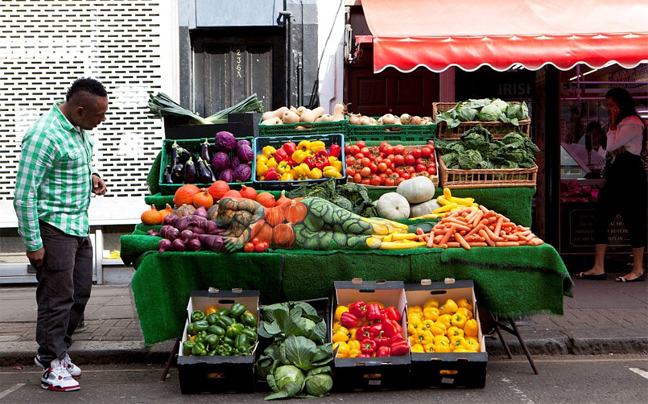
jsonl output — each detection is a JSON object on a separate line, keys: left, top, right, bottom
{"left": 13, "top": 78, "right": 108, "bottom": 392}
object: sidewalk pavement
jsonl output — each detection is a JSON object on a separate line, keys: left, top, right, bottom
{"left": 1, "top": 274, "right": 646, "bottom": 368}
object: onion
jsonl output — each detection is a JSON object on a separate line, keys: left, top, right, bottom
{"left": 200, "top": 220, "right": 220, "bottom": 234}
{"left": 194, "top": 206, "right": 208, "bottom": 219}
{"left": 186, "top": 238, "right": 202, "bottom": 252}
{"left": 163, "top": 213, "right": 179, "bottom": 226}
{"left": 171, "top": 238, "right": 186, "bottom": 252}
{"left": 166, "top": 227, "right": 180, "bottom": 241}
{"left": 158, "top": 238, "right": 172, "bottom": 253}
{"left": 146, "top": 229, "right": 160, "bottom": 237}
{"left": 180, "top": 229, "right": 195, "bottom": 243}
{"left": 348, "top": 114, "right": 362, "bottom": 125}
{"left": 159, "top": 225, "right": 173, "bottom": 238}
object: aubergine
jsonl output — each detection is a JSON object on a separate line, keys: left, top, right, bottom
{"left": 196, "top": 157, "right": 213, "bottom": 183}
{"left": 171, "top": 162, "right": 184, "bottom": 183}
{"left": 184, "top": 156, "right": 197, "bottom": 183}
{"left": 171, "top": 140, "right": 180, "bottom": 164}
{"left": 163, "top": 165, "right": 173, "bottom": 184}
{"left": 200, "top": 138, "right": 211, "bottom": 163}
{"left": 176, "top": 147, "right": 193, "bottom": 164}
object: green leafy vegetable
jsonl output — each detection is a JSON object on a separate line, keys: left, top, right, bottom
{"left": 266, "top": 365, "right": 305, "bottom": 400}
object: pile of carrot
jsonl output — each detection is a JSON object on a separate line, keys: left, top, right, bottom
{"left": 416, "top": 205, "right": 545, "bottom": 250}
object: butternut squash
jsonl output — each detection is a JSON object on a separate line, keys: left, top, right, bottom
{"left": 332, "top": 102, "right": 346, "bottom": 121}
{"left": 261, "top": 116, "right": 282, "bottom": 125}
{"left": 262, "top": 106, "right": 288, "bottom": 121}
{"left": 282, "top": 109, "right": 300, "bottom": 124}
{"left": 315, "top": 114, "right": 334, "bottom": 122}
{"left": 300, "top": 106, "right": 325, "bottom": 123}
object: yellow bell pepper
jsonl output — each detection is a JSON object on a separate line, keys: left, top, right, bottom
{"left": 411, "top": 344, "right": 425, "bottom": 353}
{"left": 421, "top": 319, "right": 435, "bottom": 332}
{"left": 456, "top": 298, "right": 473, "bottom": 311}
{"left": 408, "top": 305, "right": 423, "bottom": 314}
{"left": 424, "top": 342, "right": 435, "bottom": 353}
{"left": 309, "top": 140, "right": 326, "bottom": 152}
{"left": 328, "top": 156, "right": 343, "bottom": 172}
{"left": 433, "top": 334, "right": 450, "bottom": 345}
{"left": 281, "top": 172, "right": 294, "bottom": 181}
{"left": 407, "top": 318, "right": 423, "bottom": 336}
{"left": 334, "top": 341, "right": 349, "bottom": 358}
{"left": 266, "top": 157, "right": 278, "bottom": 168}
{"left": 409, "top": 336, "right": 418, "bottom": 347}
{"left": 450, "top": 312, "right": 467, "bottom": 329}
{"left": 332, "top": 327, "right": 350, "bottom": 343}
{"left": 423, "top": 298, "right": 439, "bottom": 309}
{"left": 256, "top": 154, "right": 268, "bottom": 165}
{"left": 333, "top": 321, "right": 342, "bottom": 332}
{"left": 440, "top": 299, "right": 458, "bottom": 315}
{"left": 456, "top": 307, "right": 473, "bottom": 320}
{"left": 433, "top": 341, "right": 451, "bottom": 353}
{"left": 437, "top": 314, "right": 452, "bottom": 329}
{"left": 423, "top": 307, "right": 440, "bottom": 321}
{"left": 450, "top": 336, "right": 465, "bottom": 350}
{"left": 334, "top": 305, "right": 349, "bottom": 321}
{"left": 432, "top": 320, "right": 447, "bottom": 335}
{"left": 463, "top": 319, "right": 479, "bottom": 338}
{"left": 463, "top": 338, "right": 480, "bottom": 351}
{"left": 347, "top": 339, "right": 361, "bottom": 351}
{"left": 416, "top": 329, "right": 433, "bottom": 345}
{"left": 408, "top": 312, "right": 422, "bottom": 323}
{"left": 256, "top": 161, "right": 269, "bottom": 177}
{"left": 348, "top": 348, "right": 361, "bottom": 358}
{"left": 291, "top": 150, "right": 308, "bottom": 164}
{"left": 276, "top": 160, "right": 291, "bottom": 175}
{"left": 348, "top": 327, "right": 358, "bottom": 341}
{"left": 452, "top": 347, "right": 469, "bottom": 353}
{"left": 308, "top": 167, "right": 322, "bottom": 179}
{"left": 322, "top": 165, "right": 340, "bottom": 178}
{"left": 262, "top": 145, "right": 276, "bottom": 159}
{"left": 297, "top": 140, "right": 311, "bottom": 152}
{"left": 293, "top": 163, "right": 311, "bottom": 180}
{"left": 447, "top": 326, "right": 464, "bottom": 340}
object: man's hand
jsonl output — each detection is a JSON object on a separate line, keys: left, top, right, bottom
{"left": 92, "top": 174, "right": 107, "bottom": 195}
{"left": 27, "top": 248, "right": 45, "bottom": 268}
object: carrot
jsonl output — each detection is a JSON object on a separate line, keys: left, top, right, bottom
{"left": 439, "top": 224, "right": 456, "bottom": 246}
{"left": 504, "top": 234, "right": 519, "bottom": 241}
{"left": 493, "top": 216, "right": 504, "bottom": 236}
{"left": 469, "top": 210, "right": 483, "bottom": 226}
{"left": 446, "top": 242, "right": 461, "bottom": 248}
{"left": 426, "top": 233, "right": 436, "bottom": 247}
{"left": 416, "top": 228, "right": 425, "bottom": 236}
{"left": 479, "top": 229, "right": 496, "bottom": 247}
{"left": 454, "top": 232, "right": 471, "bottom": 250}
{"left": 483, "top": 225, "right": 499, "bottom": 242}
{"left": 495, "top": 241, "right": 520, "bottom": 247}
{"left": 467, "top": 242, "right": 488, "bottom": 247}
{"left": 465, "top": 222, "right": 484, "bottom": 238}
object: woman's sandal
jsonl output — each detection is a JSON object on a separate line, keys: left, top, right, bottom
{"left": 575, "top": 272, "right": 607, "bottom": 280}
{"left": 615, "top": 274, "right": 646, "bottom": 283}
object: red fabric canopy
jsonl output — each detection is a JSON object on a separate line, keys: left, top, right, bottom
{"left": 361, "top": 0, "right": 648, "bottom": 73}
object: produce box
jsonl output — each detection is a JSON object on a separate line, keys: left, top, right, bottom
{"left": 252, "top": 133, "right": 346, "bottom": 189}
{"left": 158, "top": 137, "right": 253, "bottom": 195}
{"left": 347, "top": 122, "right": 437, "bottom": 143}
{"left": 332, "top": 280, "right": 410, "bottom": 392}
{"left": 405, "top": 279, "right": 487, "bottom": 389}
{"left": 177, "top": 289, "right": 260, "bottom": 394}
{"left": 433, "top": 102, "right": 530, "bottom": 140}
{"left": 258, "top": 120, "right": 347, "bottom": 137}
{"left": 438, "top": 156, "right": 538, "bottom": 189}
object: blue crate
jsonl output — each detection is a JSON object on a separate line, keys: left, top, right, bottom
{"left": 252, "top": 133, "right": 346, "bottom": 189}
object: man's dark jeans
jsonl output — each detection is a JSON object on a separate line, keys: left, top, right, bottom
{"left": 35, "top": 221, "right": 93, "bottom": 366}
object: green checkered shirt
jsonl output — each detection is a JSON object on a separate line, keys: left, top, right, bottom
{"left": 13, "top": 102, "right": 97, "bottom": 251}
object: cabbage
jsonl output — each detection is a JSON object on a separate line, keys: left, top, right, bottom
{"left": 266, "top": 365, "right": 305, "bottom": 400}
{"left": 304, "top": 367, "right": 333, "bottom": 397}
{"left": 210, "top": 151, "right": 230, "bottom": 172}
{"left": 233, "top": 164, "right": 251, "bottom": 182}
{"left": 229, "top": 155, "right": 240, "bottom": 170}
{"left": 490, "top": 98, "right": 509, "bottom": 112}
{"left": 214, "top": 131, "right": 236, "bottom": 152}
{"left": 236, "top": 139, "right": 251, "bottom": 149}
{"left": 477, "top": 104, "right": 503, "bottom": 121}
{"left": 219, "top": 168, "right": 234, "bottom": 183}
{"left": 236, "top": 144, "right": 254, "bottom": 164}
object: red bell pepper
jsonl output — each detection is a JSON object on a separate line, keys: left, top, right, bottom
{"left": 376, "top": 346, "right": 391, "bottom": 357}
{"left": 389, "top": 319, "right": 402, "bottom": 335}
{"left": 380, "top": 317, "right": 398, "bottom": 337}
{"left": 315, "top": 149, "right": 329, "bottom": 159}
{"left": 370, "top": 322, "right": 383, "bottom": 338}
{"left": 314, "top": 154, "right": 330, "bottom": 170}
{"left": 329, "top": 143, "right": 341, "bottom": 159}
{"left": 348, "top": 301, "right": 367, "bottom": 318}
{"left": 274, "top": 148, "right": 289, "bottom": 162}
{"left": 357, "top": 325, "right": 372, "bottom": 340}
{"left": 390, "top": 333, "right": 404, "bottom": 344}
{"left": 390, "top": 340, "right": 409, "bottom": 356}
{"left": 366, "top": 303, "right": 382, "bottom": 322}
{"left": 385, "top": 306, "right": 401, "bottom": 323}
{"left": 373, "top": 331, "right": 390, "bottom": 348}
{"left": 356, "top": 353, "right": 371, "bottom": 358}
{"left": 339, "top": 312, "right": 357, "bottom": 329}
{"left": 304, "top": 155, "right": 317, "bottom": 170}
{"left": 264, "top": 167, "right": 279, "bottom": 181}
{"left": 360, "top": 338, "right": 377, "bottom": 355}
{"left": 282, "top": 142, "right": 297, "bottom": 156}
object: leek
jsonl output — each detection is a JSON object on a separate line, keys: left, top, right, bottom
{"left": 148, "top": 92, "right": 264, "bottom": 125}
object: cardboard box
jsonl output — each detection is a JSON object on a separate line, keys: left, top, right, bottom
{"left": 177, "top": 289, "right": 260, "bottom": 394}
{"left": 332, "top": 280, "right": 410, "bottom": 392}
{"left": 405, "top": 279, "right": 487, "bottom": 389}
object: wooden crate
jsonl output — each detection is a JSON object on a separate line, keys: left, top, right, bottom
{"left": 438, "top": 157, "right": 537, "bottom": 189}
{"left": 433, "top": 102, "right": 530, "bottom": 140}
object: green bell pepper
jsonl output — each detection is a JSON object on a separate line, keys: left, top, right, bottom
{"left": 191, "top": 309, "right": 206, "bottom": 322}
{"left": 226, "top": 323, "right": 244, "bottom": 339}
{"left": 236, "top": 345, "right": 252, "bottom": 355}
{"left": 216, "top": 344, "right": 233, "bottom": 356}
{"left": 182, "top": 341, "right": 195, "bottom": 356}
{"left": 205, "top": 313, "right": 220, "bottom": 325}
{"left": 234, "top": 333, "right": 249, "bottom": 349}
{"left": 216, "top": 308, "right": 230, "bottom": 317}
{"left": 207, "top": 349, "right": 217, "bottom": 356}
{"left": 193, "top": 330, "right": 208, "bottom": 345}
{"left": 205, "top": 334, "right": 219, "bottom": 348}
{"left": 241, "top": 328, "right": 257, "bottom": 341}
{"left": 193, "top": 320, "right": 209, "bottom": 333}
{"left": 192, "top": 341, "right": 207, "bottom": 356}
{"left": 214, "top": 315, "right": 234, "bottom": 329}
{"left": 229, "top": 302, "right": 246, "bottom": 319}
{"left": 186, "top": 322, "right": 197, "bottom": 336}
{"left": 239, "top": 311, "right": 257, "bottom": 327}
{"left": 207, "top": 325, "right": 225, "bottom": 336}
{"left": 222, "top": 336, "right": 235, "bottom": 347}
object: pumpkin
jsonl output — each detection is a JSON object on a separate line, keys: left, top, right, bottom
{"left": 275, "top": 190, "right": 292, "bottom": 208}
{"left": 239, "top": 185, "right": 258, "bottom": 200}
{"left": 265, "top": 206, "right": 285, "bottom": 227}
{"left": 272, "top": 223, "right": 295, "bottom": 248}
{"left": 252, "top": 220, "right": 273, "bottom": 245}
{"left": 284, "top": 200, "right": 307, "bottom": 223}
{"left": 207, "top": 204, "right": 219, "bottom": 221}
{"left": 159, "top": 204, "right": 174, "bottom": 221}
{"left": 173, "top": 204, "right": 196, "bottom": 217}
{"left": 375, "top": 192, "right": 410, "bottom": 220}
{"left": 222, "top": 189, "right": 242, "bottom": 199}
{"left": 193, "top": 189, "right": 214, "bottom": 209}
{"left": 409, "top": 199, "right": 442, "bottom": 218}
{"left": 256, "top": 192, "right": 275, "bottom": 208}
{"left": 396, "top": 176, "right": 436, "bottom": 204}
{"left": 207, "top": 180, "right": 230, "bottom": 201}
{"left": 141, "top": 205, "right": 163, "bottom": 226}
{"left": 173, "top": 184, "right": 201, "bottom": 207}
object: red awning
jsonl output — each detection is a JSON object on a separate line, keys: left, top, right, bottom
{"left": 361, "top": 0, "right": 648, "bottom": 73}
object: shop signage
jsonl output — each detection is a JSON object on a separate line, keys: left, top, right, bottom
{"left": 560, "top": 203, "right": 631, "bottom": 253}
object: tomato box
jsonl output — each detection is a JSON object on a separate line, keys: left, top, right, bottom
{"left": 177, "top": 289, "right": 260, "bottom": 394}
{"left": 332, "top": 280, "right": 410, "bottom": 392}
{"left": 405, "top": 279, "right": 487, "bottom": 389}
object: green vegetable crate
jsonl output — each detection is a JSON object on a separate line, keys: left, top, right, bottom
{"left": 158, "top": 137, "right": 253, "bottom": 195}
{"left": 433, "top": 102, "right": 530, "bottom": 140}
{"left": 332, "top": 280, "right": 410, "bottom": 392}
{"left": 258, "top": 120, "right": 347, "bottom": 137}
{"left": 405, "top": 279, "right": 487, "bottom": 389}
{"left": 178, "top": 289, "right": 260, "bottom": 394}
{"left": 347, "top": 121, "right": 437, "bottom": 143}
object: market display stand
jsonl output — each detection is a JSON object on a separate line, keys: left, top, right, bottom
{"left": 490, "top": 315, "right": 539, "bottom": 374}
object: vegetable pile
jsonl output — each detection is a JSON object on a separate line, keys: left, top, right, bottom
{"left": 256, "top": 139, "right": 344, "bottom": 182}
{"left": 407, "top": 297, "right": 480, "bottom": 353}
{"left": 348, "top": 112, "right": 435, "bottom": 128}
{"left": 434, "top": 125, "right": 539, "bottom": 170}
{"left": 256, "top": 301, "right": 333, "bottom": 399}
{"left": 182, "top": 303, "right": 258, "bottom": 357}
{"left": 260, "top": 103, "right": 346, "bottom": 126}
{"left": 435, "top": 98, "right": 529, "bottom": 129}
{"left": 332, "top": 300, "right": 409, "bottom": 358}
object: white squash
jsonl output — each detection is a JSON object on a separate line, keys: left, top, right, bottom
{"left": 409, "top": 199, "right": 442, "bottom": 218}
{"left": 375, "top": 192, "right": 410, "bottom": 220}
{"left": 397, "top": 176, "right": 436, "bottom": 204}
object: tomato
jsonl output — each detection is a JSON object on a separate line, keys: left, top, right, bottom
{"left": 377, "top": 162, "right": 388, "bottom": 172}
{"left": 378, "top": 172, "right": 387, "bottom": 179}
{"left": 383, "top": 158, "right": 392, "bottom": 169}
{"left": 370, "top": 176, "right": 383, "bottom": 186}
{"left": 260, "top": 241, "right": 270, "bottom": 250}
{"left": 251, "top": 237, "right": 260, "bottom": 245}
{"left": 393, "top": 154, "right": 405, "bottom": 166}
{"left": 416, "top": 157, "right": 430, "bottom": 166}
{"left": 360, "top": 146, "right": 370, "bottom": 156}
{"left": 243, "top": 242, "right": 255, "bottom": 253}
{"left": 369, "top": 162, "right": 379, "bottom": 173}
{"left": 427, "top": 166, "right": 437, "bottom": 175}
{"left": 346, "top": 166, "right": 356, "bottom": 176}
{"left": 254, "top": 242, "right": 267, "bottom": 253}
{"left": 383, "top": 176, "right": 396, "bottom": 187}
{"left": 354, "top": 152, "right": 365, "bottom": 160}
{"left": 416, "top": 163, "right": 427, "bottom": 172}
{"left": 396, "top": 177, "right": 406, "bottom": 186}
{"left": 411, "top": 148, "right": 422, "bottom": 159}
{"left": 382, "top": 145, "right": 394, "bottom": 156}
{"left": 375, "top": 156, "right": 384, "bottom": 165}
{"left": 395, "top": 167, "right": 406, "bottom": 176}
{"left": 349, "top": 145, "right": 360, "bottom": 155}
{"left": 346, "top": 156, "right": 356, "bottom": 166}
{"left": 360, "top": 166, "right": 372, "bottom": 177}
{"left": 385, "top": 168, "right": 393, "bottom": 175}
{"left": 407, "top": 165, "right": 416, "bottom": 173}
{"left": 344, "top": 144, "right": 352, "bottom": 155}
{"left": 355, "top": 140, "right": 366, "bottom": 148}
{"left": 353, "top": 173, "right": 362, "bottom": 183}
{"left": 428, "top": 153, "right": 435, "bottom": 162}
{"left": 379, "top": 141, "right": 390, "bottom": 152}
{"left": 421, "top": 146, "right": 433, "bottom": 158}
{"left": 404, "top": 154, "right": 416, "bottom": 166}
{"left": 361, "top": 178, "right": 371, "bottom": 185}
{"left": 401, "top": 171, "right": 411, "bottom": 180}
{"left": 393, "top": 145, "right": 406, "bottom": 155}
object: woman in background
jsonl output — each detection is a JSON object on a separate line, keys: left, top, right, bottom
{"left": 576, "top": 88, "right": 647, "bottom": 282}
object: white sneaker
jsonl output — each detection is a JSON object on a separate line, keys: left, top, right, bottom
{"left": 35, "top": 354, "right": 82, "bottom": 378}
{"left": 41, "top": 358, "right": 80, "bottom": 392}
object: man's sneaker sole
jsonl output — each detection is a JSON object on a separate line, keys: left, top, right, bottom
{"left": 35, "top": 356, "right": 82, "bottom": 378}
{"left": 41, "top": 380, "right": 80, "bottom": 392}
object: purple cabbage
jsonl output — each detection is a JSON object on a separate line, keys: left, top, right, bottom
{"left": 229, "top": 155, "right": 241, "bottom": 170}
{"left": 233, "top": 164, "right": 252, "bottom": 182}
{"left": 236, "top": 139, "right": 251, "bottom": 149}
{"left": 214, "top": 131, "right": 236, "bottom": 152}
{"left": 211, "top": 151, "right": 230, "bottom": 172}
{"left": 219, "top": 168, "right": 234, "bottom": 183}
{"left": 237, "top": 144, "right": 254, "bottom": 164}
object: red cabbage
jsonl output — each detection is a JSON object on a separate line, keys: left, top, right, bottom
{"left": 236, "top": 139, "right": 251, "bottom": 149}
{"left": 229, "top": 155, "right": 241, "bottom": 170}
{"left": 237, "top": 144, "right": 254, "bottom": 164}
{"left": 219, "top": 168, "right": 234, "bottom": 183}
{"left": 214, "top": 131, "right": 236, "bottom": 152}
{"left": 233, "top": 164, "right": 252, "bottom": 182}
{"left": 211, "top": 151, "right": 230, "bottom": 172}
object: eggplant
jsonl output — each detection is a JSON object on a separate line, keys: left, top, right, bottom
{"left": 176, "top": 147, "right": 193, "bottom": 164}
{"left": 171, "top": 162, "right": 184, "bottom": 183}
{"left": 200, "top": 138, "right": 211, "bottom": 162}
{"left": 163, "top": 165, "right": 173, "bottom": 184}
{"left": 196, "top": 157, "right": 213, "bottom": 183}
{"left": 184, "top": 156, "right": 197, "bottom": 183}
{"left": 171, "top": 141, "right": 179, "bottom": 164}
